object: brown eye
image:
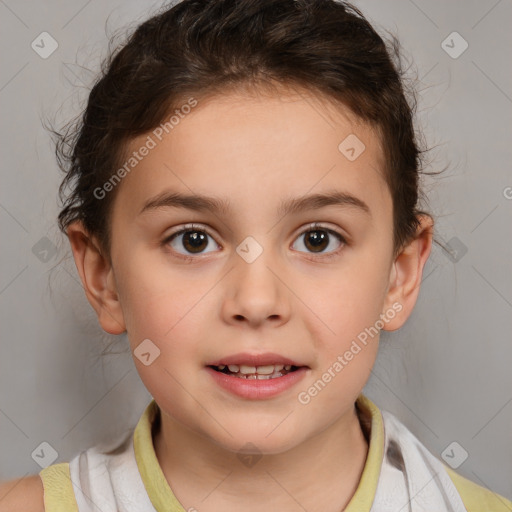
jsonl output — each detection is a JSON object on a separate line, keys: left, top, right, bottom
{"left": 292, "top": 226, "right": 345, "bottom": 256}
{"left": 304, "top": 229, "right": 329, "bottom": 253}
{"left": 181, "top": 230, "right": 208, "bottom": 253}
{"left": 166, "top": 226, "right": 220, "bottom": 256}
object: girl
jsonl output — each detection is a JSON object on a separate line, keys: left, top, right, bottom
{"left": 1, "top": 0, "right": 510, "bottom": 510}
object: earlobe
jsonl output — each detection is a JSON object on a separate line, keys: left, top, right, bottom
{"left": 66, "top": 221, "right": 126, "bottom": 335}
{"left": 382, "top": 215, "right": 434, "bottom": 331}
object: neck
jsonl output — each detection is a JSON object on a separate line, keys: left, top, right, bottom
{"left": 153, "top": 402, "right": 370, "bottom": 512}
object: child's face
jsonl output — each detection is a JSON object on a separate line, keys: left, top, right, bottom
{"left": 104, "top": 87, "right": 401, "bottom": 453}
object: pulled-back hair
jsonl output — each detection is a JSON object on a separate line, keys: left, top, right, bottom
{"left": 55, "top": 0, "right": 431, "bottom": 259}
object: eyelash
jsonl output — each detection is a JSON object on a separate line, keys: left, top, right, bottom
{"left": 161, "top": 222, "right": 347, "bottom": 262}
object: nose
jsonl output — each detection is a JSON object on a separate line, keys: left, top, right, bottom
{"left": 221, "top": 247, "right": 291, "bottom": 329}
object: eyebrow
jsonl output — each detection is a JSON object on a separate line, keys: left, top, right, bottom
{"left": 139, "top": 190, "right": 371, "bottom": 218}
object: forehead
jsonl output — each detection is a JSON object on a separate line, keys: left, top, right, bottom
{"left": 113, "top": 86, "right": 390, "bottom": 224}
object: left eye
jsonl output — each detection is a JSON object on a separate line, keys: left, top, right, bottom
{"left": 291, "top": 226, "right": 345, "bottom": 255}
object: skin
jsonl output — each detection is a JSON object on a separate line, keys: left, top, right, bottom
{"left": 66, "top": 85, "right": 433, "bottom": 512}
{"left": 0, "top": 475, "right": 44, "bottom": 511}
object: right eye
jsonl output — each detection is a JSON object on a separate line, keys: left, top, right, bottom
{"left": 162, "top": 224, "right": 221, "bottom": 258}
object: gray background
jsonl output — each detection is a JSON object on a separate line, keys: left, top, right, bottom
{"left": 1, "top": 0, "right": 511, "bottom": 502}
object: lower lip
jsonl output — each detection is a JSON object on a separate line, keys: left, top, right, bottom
{"left": 205, "top": 366, "right": 309, "bottom": 400}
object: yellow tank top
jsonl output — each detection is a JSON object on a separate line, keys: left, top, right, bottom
{"left": 39, "top": 394, "right": 512, "bottom": 511}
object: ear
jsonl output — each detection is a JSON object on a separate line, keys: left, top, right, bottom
{"left": 381, "top": 214, "right": 433, "bottom": 331}
{"left": 66, "top": 221, "right": 126, "bottom": 334}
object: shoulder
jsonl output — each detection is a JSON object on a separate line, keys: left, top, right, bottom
{"left": 376, "top": 406, "right": 512, "bottom": 511}
{"left": 444, "top": 465, "right": 512, "bottom": 512}
{"left": 0, "top": 474, "right": 45, "bottom": 512}
{"left": 0, "top": 462, "right": 79, "bottom": 512}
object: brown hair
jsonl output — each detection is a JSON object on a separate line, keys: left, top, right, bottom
{"left": 54, "top": 0, "right": 432, "bottom": 260}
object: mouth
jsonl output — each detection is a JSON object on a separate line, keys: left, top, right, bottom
{"left": 208, "top": 363, "right": 302, "bottom": 380}
{"left": 205, "top": 353, "right": 309, "bottom": 399}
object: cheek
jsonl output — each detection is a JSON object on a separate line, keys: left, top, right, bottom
{"left": 122, "top": 280, "right": 204, "bottom": 408}
{"left": 305, "top": 260, "right": 389, "bottom": 344}
{"left": 123, "top": 291, "right": 199, "bottom": 360}
{"left": 116, "top": 262, "right": 210, "bottom": 371}
{"left": 114, "top": 252, "right": 192, "bottom": 341}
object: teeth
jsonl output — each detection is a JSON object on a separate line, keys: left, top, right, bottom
{"left": 235, "top": 374, "right": 272, "bottom": 380}
{"left": 239, "top": 365, "right": 257, "bottom": 374}
{"left": 216, "top": 363, "right": 297, "bottom": 379}
{"left": 224, "top": 363, "right": 290, "bottom": 374}
{"left": 253, "top": 365, "right": 274, "bottom": 375}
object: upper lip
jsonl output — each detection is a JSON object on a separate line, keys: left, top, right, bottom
{"left": 207, "top": 352, "right": 308, "bottom": 367}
